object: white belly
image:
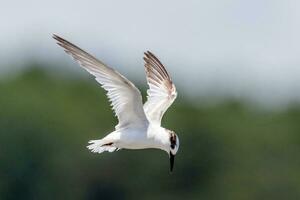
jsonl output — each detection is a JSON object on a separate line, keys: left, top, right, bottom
{"left": 114, "top": 127, "right": 159, "bottom": 149}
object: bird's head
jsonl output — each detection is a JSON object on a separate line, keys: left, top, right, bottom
{"left": 167, "top": 130, "right": 179, "bottom": 172}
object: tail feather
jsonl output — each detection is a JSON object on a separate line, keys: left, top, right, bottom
{"left": 87, "top": 139, "right": 117, "bottom": 153}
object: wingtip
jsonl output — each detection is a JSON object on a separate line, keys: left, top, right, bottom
{"left": 144, "top": 51, "right": 161, "bottom": 63}
{"left": 52, "top": 33, "right": 60, "bottom": 40}
{"left": 147, "top": 51, "right": 156, "bottom": 58}
{"left": 144, "top": 50, "right": 153, "bottom": 57}
{"left": 52, "top": 34, "right": 68, "bottom": 46}
{"left": 52, "top": 34, "right": 63, "bottom": 48}
{"left": 144, "top": 51, "right": 157, "bottom": 62}
{"left": 144, "top": 51, "right": 149, "bottom": 58}
{"left": 52, "top": 34, "right": 63, "bottom": 44}
{"left": 143, "top": 51, "right": 150, "bottom": 62}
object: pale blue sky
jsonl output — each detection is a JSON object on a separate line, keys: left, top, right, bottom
{"left": 1, "top": 0, "right": 299, "bottom": 106}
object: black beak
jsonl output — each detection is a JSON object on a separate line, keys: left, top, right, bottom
{"left": 170, "top": 152, "right": 175, "bottom": 172}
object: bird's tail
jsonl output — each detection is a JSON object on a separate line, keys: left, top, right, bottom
{"left": 87, "top": 139, "right": 118, "bottom": 153}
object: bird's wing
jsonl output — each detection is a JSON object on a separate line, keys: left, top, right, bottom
{"left": 53, "top": 34, "right": 148, "bottom": 129}
{"left": 143, "top": 51, "right": 177, "bottom": 125}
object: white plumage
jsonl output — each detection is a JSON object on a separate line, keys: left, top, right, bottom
{"left": 53, "top": 34, "right": 179, "bottom": 171}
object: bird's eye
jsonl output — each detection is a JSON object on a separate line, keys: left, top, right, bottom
{"left": 170, "top": 133, "right": 177, "bottom": 149}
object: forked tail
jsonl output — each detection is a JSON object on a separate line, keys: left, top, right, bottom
{"left": 87, "top": 139, "right": 118, "bottom": 153}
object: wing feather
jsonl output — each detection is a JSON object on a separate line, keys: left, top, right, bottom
{"left": 53, "top": 34, "right": 148, "bottom": 129}
{"left": 143, "top": 51, "right": 177, "bottom": 125}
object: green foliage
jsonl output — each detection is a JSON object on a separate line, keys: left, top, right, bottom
{"left": 0, "top": 67, "right": 300, "bottom": 200}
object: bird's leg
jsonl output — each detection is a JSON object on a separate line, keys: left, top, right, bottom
{"left": 101, "top": 142, "right": 113, "bottom": 147}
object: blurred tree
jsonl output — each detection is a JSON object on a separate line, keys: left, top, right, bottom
{"left": 0, "top": 66, "right": 299, "bottom": 200}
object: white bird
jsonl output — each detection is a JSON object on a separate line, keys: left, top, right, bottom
{"left": 53, "top": 34, "right": 179, "bottom": 171}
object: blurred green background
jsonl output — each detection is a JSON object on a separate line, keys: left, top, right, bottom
{"left": 1, "top": 66, "right": 299, "bottom": 200}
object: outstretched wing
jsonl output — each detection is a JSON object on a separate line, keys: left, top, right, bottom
{"left": 53, "top": 34, "right": 148, "bottom": 129}
{"left": 143, "top": 51, "right": 177, "bottom": 125}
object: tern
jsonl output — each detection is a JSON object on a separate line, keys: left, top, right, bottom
{"left": 53, "top": 35, "right": 179, "bottom": 172}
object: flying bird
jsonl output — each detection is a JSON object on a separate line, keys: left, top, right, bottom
{"left": 53, "top": 34, "right": 179, "bottom": 172}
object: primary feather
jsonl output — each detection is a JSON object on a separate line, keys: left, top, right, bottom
{"left": 53, "top": 34, "right": 148, "bottom": 129}
{"left": 143, "top": 51, "right": 177, "bottom": 125}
